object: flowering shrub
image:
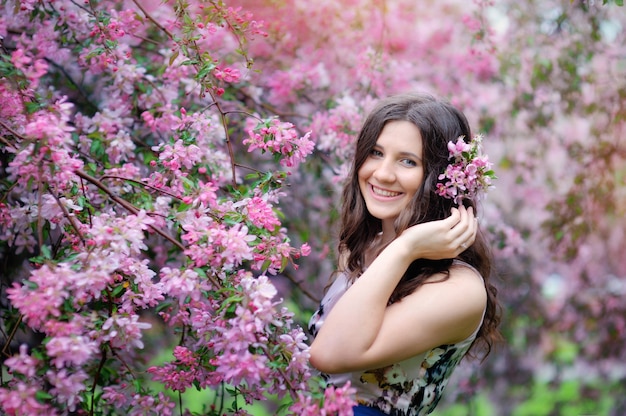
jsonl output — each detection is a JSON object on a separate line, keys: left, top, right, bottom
{"left": 0, "top": 0, "right": 350, "bottom": 414}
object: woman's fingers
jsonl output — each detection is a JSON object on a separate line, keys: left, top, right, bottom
{"left": 456, "top": 206, "right": 476, "bottom": 251}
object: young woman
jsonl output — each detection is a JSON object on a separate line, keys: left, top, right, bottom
{"left": 308, "top": 93, "right": 501, "bottom": 416}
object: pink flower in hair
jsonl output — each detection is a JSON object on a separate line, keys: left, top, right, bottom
{"left": 436, "top": 134, "right": 496, "bottom": 204}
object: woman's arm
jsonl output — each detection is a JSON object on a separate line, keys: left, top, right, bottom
{"left": 309, "top": 206, "right": 485, "bottom": 374}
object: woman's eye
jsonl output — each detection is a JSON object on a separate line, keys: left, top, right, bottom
{"left": 401, "top": 158, "right": 417, "bottom": 167}
{"left": 370, "top": 149, "right": 383, "bottom": 157}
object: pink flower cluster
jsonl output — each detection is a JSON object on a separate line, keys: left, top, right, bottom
{"left": 245, "top": 196, "right": 282, "bottom": 231}
{"left": 244, "top": 118, "right": 315, "bottom": 167}
{"left": 289, "top": 382, "right": 357, "bottom": 415}
{"left": 436, "top": 134, "right": 496, "bottom": 204}
{"left": 147, "top": 346, "right": 202, "bottom": 392}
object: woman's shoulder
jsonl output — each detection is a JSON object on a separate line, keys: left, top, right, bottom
{"left": 451, "top": 259, "right": 483, "bottom": 279}
{"left": 444, "top": 261, "right": 486, "bottom": 300}
{"left": 422, "top": 260, "right": 484, "bottom": 290}
{"left": 411, "top": 262, "right": 486, "bottom": 343}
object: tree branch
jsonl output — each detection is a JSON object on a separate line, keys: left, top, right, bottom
{"left": 0, "top": 120, "right": 22, "bottom": 149}
{"left": 100, "top": 175, "right": 183, "bottom": 200}
{"left": 76, "top": 170, "right": 221, "bottom": 288}
{"left": 131, "top": 0, "right": 175, "bottom": 40}
{"left": 75, "top": 170, "right": 185, "bottom": 251}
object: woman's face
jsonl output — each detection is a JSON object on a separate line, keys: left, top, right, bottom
{"left": 358, "top": 120, "right": 425, "bottom": 232}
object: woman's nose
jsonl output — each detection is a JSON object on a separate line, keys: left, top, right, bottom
{"left": 372, "top": 159, "right": 395, "bottom": 182}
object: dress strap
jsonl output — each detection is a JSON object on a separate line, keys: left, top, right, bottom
{"left": 452, "top": 259, "right": 482, "bottom": 279}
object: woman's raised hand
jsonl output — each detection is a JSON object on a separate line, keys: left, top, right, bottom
{"left": 395, "top": 205, "right": 477, "bottom": 260}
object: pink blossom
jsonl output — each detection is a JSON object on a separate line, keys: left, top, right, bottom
{"left": 160, "top": 267, "right": 210, "bottom": 303}
{"left": 288, "top": 393, "right": 322, "bottom": 415}
{"left": 241, "top": 274, "right": 277, "bottom": 307}
{"left": 88, "top": 211, "right": 154, "bottom": 256}
{"left": 46, "top": 368, "right": 88, "bottom": 411}
{"left": 251, "top": 235, "right": 293, "bottom": 275}
{"left": 3, "top": 345, "right": 39, "bottom": 378}
{"left": 214, "top": 350, "right": 270, "bottom": 388}
{"left": 322, "top": 382, "right": 358, "bottom": 415}
{"left": 437, "top": 135, "right": 495, "bottom": 204}
{"left": 244, "top": 118, "right": 315, "bottom": 168}
{"left": 216, "top": 224, "right": 256, "bottom": 269}
{"left": 6, "top": 265, "right": 69, "bottom": 329}
{"left": 118, "top": 258, "right": 164, "bottom": 311}
{"left": 213, "top": 66, "right": 241, "bottom": 83}
{"left": 101, "top": 385, "right": 129, "bottom": 408}
{"left": 128, "top": 392, "right": 174, "bottom": 416}
{"left": 46, "top": 335, "right": 99, "bottom": 369}
{"left": 245, "top": 196, "right": 281, "bottom": 231}
{"left": 154, "top": 139, "right": 203, "bottom": 171}
{"left": 100, "top": 313, "right": 152, "bottom": 350}
{"left": 300, "top": 242, "right": 312, "bottom": 256}
{"left": 0, "top": 381, "right": 52, "bottom": 415}
{"left": 147, "top": 362, "right": 198, "bottom": 392}
{"left": 447, "top": 138, "right": 471, "bottom": 158}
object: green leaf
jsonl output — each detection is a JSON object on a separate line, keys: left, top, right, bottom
{"left": 110, "top": 284, "right": 126, "bottom": 298}
{"left": 196, "top": 61, "right": 216, "bottom": 80}
{"left": 169, "top": 49, "right": 180, "bottom": 66}
{"left": 25, "top": 101, "right": 45, "bottom": 114}
{"left": 36, "top": 391, "right": 54, "bottom": 402}
{"left": 40, "top": 244, "right": 53, "bottom": 259}
{"left": 156, "top": 300, "right": 173, "bottom": 313}
{"left": 104, "top": 39, "right": 117, "bottom": 49}
{"left": 85, "top": 47, "right": 105, "bottom": 60}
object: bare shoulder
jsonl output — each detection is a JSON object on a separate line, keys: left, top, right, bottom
{"left": 448, "top": 262, "right": 487, "bottom": 295}
{"left": 426, "top": 262, "right": 485, "bottom": 294}
{"left": 400, "top": 264, "right": 487, "bottom": 344}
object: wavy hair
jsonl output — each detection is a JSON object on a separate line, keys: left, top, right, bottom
{"left": 338, "top": 93, "right": 501, "bottom": 357}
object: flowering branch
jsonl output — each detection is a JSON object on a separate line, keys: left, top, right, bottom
{"left": 75, "top": 170, "right": 186, "bottom": 251}
{"left": 132, "top": 1, "right": 174, "bottom": 39}
{"left": 210, "top": 93, "right": 239, "bottom": 186}
{"left": 0, "top": 120, "right": 21, "bottom": 149}
{"left": 99, "top": 175, "right": 183, "bottom": 200}
{"left": 50, "top": 191, "right": 85, "bottom": 245}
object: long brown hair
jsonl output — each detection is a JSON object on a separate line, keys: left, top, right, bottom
{"left": 338, "top": 93, "right": 501, "bottom": 356}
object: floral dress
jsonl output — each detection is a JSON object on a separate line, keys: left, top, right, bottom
{"left": 308, "top": 263, "right": 485, "bottom": 416}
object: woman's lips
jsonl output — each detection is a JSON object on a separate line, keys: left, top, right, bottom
{"left": 370, "top": 184, "right": 402, "bottom": 198}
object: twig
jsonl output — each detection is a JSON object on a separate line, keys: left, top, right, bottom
{"left": 50, "top": 192, "right": 86, "bottom": 245}
{"left": 37, "top": 177, "right": 44, "bottom": 248}
{"left": 45, "top": 58, "right": 99, "bottom": 114}
{"left": 209, "top": 93, "right": 238, "bottom": 186}
{"left": 90, "top": 348, "right": 107, "bottom": 416}
{"left": 234, "top": 163, "right": 261, "bottom": 173}
{"left": 281, "top": 270, "right": 319, "bottom": 303}
{"left": 1, "top": 315, "right": 22, "bottom": 358}
{"left": 79, "top": 176, "right": 94, "bottom": 227}
{"left": 76, "top": 170, "right": 221, "bottom": 288}
{"left": 0, "top": 120, "right": 22, "bottom": 149}
{"left": 208, "top": 0, "right": 253, "bottom": 69}
{"left": 99, "top": 175, "right": 182, "bottom": 200}
{"left": 76, "top": 170, "right": 185, "bottom": 251}
{"left": 131, "top": 0, "right": 175, "bottom": 39}
{"left": 256, "top": 334, "right": 300, "bottom": 401}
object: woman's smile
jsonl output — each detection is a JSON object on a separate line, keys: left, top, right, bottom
{"left": 369, "top": 184, "right": 403, "bottom": 199}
